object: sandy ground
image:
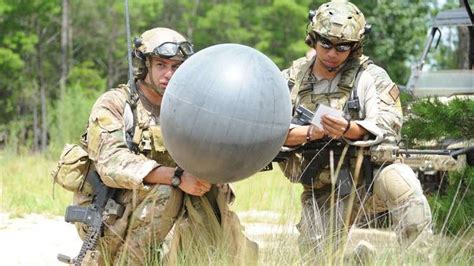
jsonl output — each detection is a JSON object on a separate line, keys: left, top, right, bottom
{"left": 0, "top": 211, "right": 296, "bottom": 266}
{"left": 0, "top": 212, "right": 82, "bottom": 266}
{"left": 0, "top": 211, "right": 396, "bottom": 265}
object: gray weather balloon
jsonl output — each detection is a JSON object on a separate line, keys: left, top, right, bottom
{"left": 160, "top": 44, "right": 291, "bottom": 183}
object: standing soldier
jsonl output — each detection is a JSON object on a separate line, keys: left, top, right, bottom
{"left": 279, "top": 0, "right": 432, "bottom": 258}
{"left": 69, "top": 27, "right": 256, "bottom": 265}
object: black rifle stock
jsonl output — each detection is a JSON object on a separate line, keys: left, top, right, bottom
{"left": 292, "top": 105, "right": 314, "bottom": 126}
{"left": 57, "top": 171, "right": 124, "bottom": 266}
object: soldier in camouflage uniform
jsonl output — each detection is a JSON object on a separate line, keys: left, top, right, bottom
{"left": 73, "top": 27, "right": 256, "bottom": 265}
{"left": 280, "top": 0, "right": 432, "bottom": 257}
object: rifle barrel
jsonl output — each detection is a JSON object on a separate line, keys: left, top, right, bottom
{"left": 398, "top": 149, "right": 450, "bottom": 155}
{"left": 451, "top": 146, "right": 474, "bottom": 157}
{"left": 398, "top": 146, "right": 474, "bottom": 158}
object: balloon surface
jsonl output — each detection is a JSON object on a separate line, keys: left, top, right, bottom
{"left": 161, "top": 43, "right": 291, "bottom": 183}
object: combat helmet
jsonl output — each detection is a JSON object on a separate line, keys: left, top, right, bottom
{"left": 306, "top": 0, "right": 368, "bottom": 57}
{"left": 132, "top": 27, "right": 194, "bottom": 80}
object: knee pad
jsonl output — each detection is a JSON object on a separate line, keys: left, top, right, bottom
{"left": 374, "top": 164, "right": 432, "bottom": 246}
{"left": 374, "top": 163, "right": 423, "bottom": 207}
{"left": 394, "top": 196, "right": 432, "bottom": 246}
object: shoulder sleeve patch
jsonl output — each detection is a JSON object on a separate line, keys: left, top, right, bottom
{"left": 388, "top": 84, "right": 400, "bottom": 101}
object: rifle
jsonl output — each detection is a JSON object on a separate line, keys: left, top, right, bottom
{"left": 275, "top": 138, "right": 370, "bottom": 196}
{"left": 57, "top": 171, "right": 124, "bottom": 265}
{"left": 369, "top": 143, "right": 473, "bottom": 173}
{"left": 277, "top": 106, "right": 361, "bottom": 193}
{"left": 272, "top": 105, "right": 473, "bottom": 191}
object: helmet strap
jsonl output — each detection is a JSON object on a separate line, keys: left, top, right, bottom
{"left": 320, "top": 56, "right": 346, "bottom": 73}
{"left": 326, "top": 63, "right": 345, "bottom": 73}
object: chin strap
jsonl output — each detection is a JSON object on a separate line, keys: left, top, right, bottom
{"left": 140, "top": 58, "right": 165, "bottom": 96}
{"left": 326, "top": 62, "right": 345, "bottom": 73}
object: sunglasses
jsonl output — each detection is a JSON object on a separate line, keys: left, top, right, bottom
{"left": 317, "top": 38, "right": 354, "bottom": 52}
{"left": 152, "top": 41, "right": 194, "bottom": 58}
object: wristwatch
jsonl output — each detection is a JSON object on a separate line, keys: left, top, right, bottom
{"left": 171, "top": 167, "right": 184, "bottom": 188}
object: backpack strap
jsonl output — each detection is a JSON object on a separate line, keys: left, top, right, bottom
{"left": 124, "top": 80, "right": 140, "bottom": 154}
{"left": 337, "top": 57, "right": 369, "bottom": 120}
{"left": 289, "top": 57, "right": 315, "bottom": 105}
{"left": 337, "top": 58, "right": 363, "bottom": 95}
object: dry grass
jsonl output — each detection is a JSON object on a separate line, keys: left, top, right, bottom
{"left": 1, "top": 152, "right": 472, "bottom": 265}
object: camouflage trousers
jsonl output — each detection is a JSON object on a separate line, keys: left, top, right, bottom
{"left": 74, "top": 184, "right": 183, "bottom": 265}
{"left": 297, "top": 163, "right": 432, "bottom": 256}
{"left": 164, "top": 185, "right": 258, "bottom": 266}
{"left": 73, "top": 184, "right": 257, "bottom": 266}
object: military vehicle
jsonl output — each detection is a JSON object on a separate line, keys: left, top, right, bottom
{"left": 402, "top": 0, "right": 473, "bottom": 193}
{"left": 406, "top": 0, "right": 473, "bottom": 99}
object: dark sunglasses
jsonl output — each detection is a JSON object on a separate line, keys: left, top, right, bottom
{"left": 317, "top": 38, "right": 354, "bottom": 52}
{"left": 152, "top": 41, "right": 194, "bottom": 58}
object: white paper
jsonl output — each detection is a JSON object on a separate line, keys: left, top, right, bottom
{"left": 311, "top": 104, "right": 344, "bottom": 129}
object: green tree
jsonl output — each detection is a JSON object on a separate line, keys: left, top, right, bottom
{"left": 0, "top": 0, "right": 60, "bottom": 151}
{"left": 0, "top": 0, "right": 449, "bottom": 153}
{"left": 254, "top": 0, "right": 311, "bottom": 67}
{"left": 49, "top": 61, "right": 105, "bottom": 148}
{"left": 355, "top": 0, "right": 434, "bottom": 84}
{"left": 403, "top": 98, "right": 474, "bottom": 144}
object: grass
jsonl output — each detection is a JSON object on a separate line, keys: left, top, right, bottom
{"left": 0, "top": 150, "right": 302, "bottom": 218}
{"left": 232, "top": 168, "right": 303, "bottom": 216}
{"left": 0, "top": 150, "right": 71, "bottom": 217}
{"left": 1, "top": 151, "right": 473, "bottom": 265}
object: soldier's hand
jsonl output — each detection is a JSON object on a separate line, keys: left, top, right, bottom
{"left": 309, "top": 125, "right": 325, "bottom": 141}
{"left": 285, "top": 125, "right": 325, "bottom": 146}
{"left": 180, "top": 173, "right": 212, "bottom": 196}
{"left": 321, "top": 114, "right": 349, "bottom": 139}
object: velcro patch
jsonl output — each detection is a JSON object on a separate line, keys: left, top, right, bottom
{"left": 389, "top": 85, "right": 400, "bottom": 101}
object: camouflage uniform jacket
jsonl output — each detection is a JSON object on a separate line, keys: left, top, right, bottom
{"left": 85, "top": 84, "right": 174, "bottom": 190}
{"left": 282, "top": 55, "right": 383, "bottom": 147}
{"left": 361, "top": 55, "right": 403, "bottom": 143}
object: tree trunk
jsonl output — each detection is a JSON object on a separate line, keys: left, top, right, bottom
{"left": 59, "top": 0, "right": 70, "bottom": 142}
{"left": 106, "top": 6, "right": 119, "bottom": 89}
{"left": 470, "top": 27, "right": 474, "bottom": 69}
{"left": 458, "top": 0, "right": 471, "bottom": 69}
{"left": 68, "top": 2, "right": 73, "bottom": 74}
{"left": 40, "top": 72, "right": 48, "bottom": 152}
{"left": 107, "top": 50, "right": 115, "bottom": 89}
{"left": 36, "top": 24, "right": 48, "bottom": 152}
{"left": 60, "top": 0, "right": 70, "bottom": 99}
{"left": 33, "top": 98, "right": 39, "bottom": 152}
{"left": 186, "top": 0, "right": 201, "bottom": 41}
{"left": 458, "top": 27, "right": 470, "bottom": 69}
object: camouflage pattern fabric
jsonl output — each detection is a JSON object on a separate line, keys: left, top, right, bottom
{"left": 164, "top": 185, "right": 258, "bottom": 265}
{"left": 310, "top": 0, "right": 366, "bottom": 43}
{"left": 305, "top": 1, "right": 367, "bottom": 59}
{"left": 73, "top": 84, "right": 255, "bottom": 265}
{"left": 85, "top": 85, "right": 162, "bottom": 189}
{"left": 361, "top": 57, "right": 433, "bottom": 246}
{"left": 74, "top": 183, "right": 183, "bottom": 265}
{"left": 360, "top": 55, "right": 403, "bottom": 143}
{"left": 373, "top": 164, "right": 432, "bottom": 245}
{"left": 283, "top": 56, "right": 384, "bottom": 145}
{"left": 280, "top": 55, "right": 433, "bottom": 257}
{"left": 73, "top": 84, "right": 181, "bottom": 265}
{"left": 280, "top": 55, "right": 383, "bottom": 184}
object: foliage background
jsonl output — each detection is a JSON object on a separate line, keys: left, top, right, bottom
{"left": 0, "top": 0, "right": 445, "bottom": 149}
